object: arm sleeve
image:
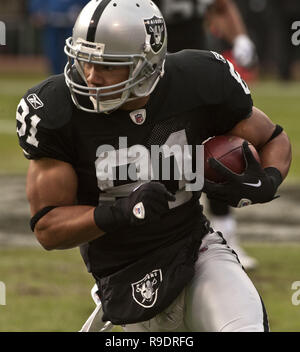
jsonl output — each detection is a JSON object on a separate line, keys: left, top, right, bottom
{"left": 16, "top": 87, "right": 74, "bottom": 164}
{"left": 208, "top": 56, "right": 253, "bottom": 136}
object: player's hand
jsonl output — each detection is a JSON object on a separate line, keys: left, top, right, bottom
{"left": 94, "top": 182, "right": 176, "bottom": 232}
{"left": 233, "top": 34, "right": 257, "bottom": 68}
{"left": 202, "top": 142, "right": 282, "bottom": 208}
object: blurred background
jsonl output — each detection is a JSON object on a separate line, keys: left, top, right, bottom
{"left": 0, "top": 0, "right": 300, "bottom": 332}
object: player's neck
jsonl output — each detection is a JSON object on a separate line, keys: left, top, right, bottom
{"left": 121, "top": 96, "right": 150, "bottom": 111}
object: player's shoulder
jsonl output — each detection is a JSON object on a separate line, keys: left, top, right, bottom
{"left": 166, "top": 49, "right": 227, "bottom": 76}
{"left": 165, "top": 49, "right": 230, "bottom": 93}
{"left": 164, "top": 49, "right": 251, "bottom": 101}
{"left": 17, "top": 74, "right": 75, "bottom": 163}
{"left": 20, "top": 73, "right": 73, "bottom": 129}
{"left": 160, "top": 50, "right": 228, "bottom": 110}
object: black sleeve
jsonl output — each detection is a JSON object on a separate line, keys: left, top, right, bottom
{"left": 208, "top": 53, "right": 253, "bottom": 136}
{"left": 16, "top": 76, "right": 74, "bottom": 163}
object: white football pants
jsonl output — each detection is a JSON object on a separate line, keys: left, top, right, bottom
{"left": 81, "top": 231, "right": 269, "bottom": 332}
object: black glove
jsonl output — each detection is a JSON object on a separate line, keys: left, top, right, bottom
{"left": 203, "top": 141, "right": 282, "bottom": 208}
{"left": 94, "top": 182, "right": 176, "bottom": 232}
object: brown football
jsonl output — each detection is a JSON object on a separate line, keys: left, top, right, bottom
{"left": 203, "top": 135, "right": 260, "bottom": 183}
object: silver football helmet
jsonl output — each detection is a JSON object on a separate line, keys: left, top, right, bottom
{"left": 64, "top": 0, "right": 167, "bottom": 113}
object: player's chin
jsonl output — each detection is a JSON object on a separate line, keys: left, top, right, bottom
{"left": 90, "top": 90, "right": 124, "bottom": 101}
{"left": 103, "top": 92, "right": 124, "bottom": 101}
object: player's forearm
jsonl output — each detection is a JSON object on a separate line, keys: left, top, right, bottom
{"left": 212, "top": 0, "right": 247, "bottom": 44}
{"left": 258, "top": 132, "right": 292, "bottom": 181}
{"left": 34, "top": 205, "right": 104, "bottom": 250}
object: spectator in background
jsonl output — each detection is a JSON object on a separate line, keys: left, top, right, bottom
{"left": 156, "top": 0, "right": 257, "bottom": 68}
{"left": 28, "top": 0, "right": 88, "bottom": 74}
{"left": 234, "top": 0, "right": 300, "bottom": 80}
{"left": 156, "top": 0, "right": 258, "bottom": 270}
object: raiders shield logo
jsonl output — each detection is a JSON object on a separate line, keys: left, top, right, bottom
{"left": 144, "top": 16, "right": 166, "bottom": 53}
{"left": 131, "top": 269, "right": 162, "bottom": 308}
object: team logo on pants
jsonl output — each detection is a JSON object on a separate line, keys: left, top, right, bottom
{"left": 131, "top": 269, "right": 162, "bottom": 308}
{"left": 144, "top": 16, "right": 166, "bottom": 53}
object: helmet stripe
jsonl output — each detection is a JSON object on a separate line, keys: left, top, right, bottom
{"left": 87, "top": 0, "right": 112, "bottom": 42}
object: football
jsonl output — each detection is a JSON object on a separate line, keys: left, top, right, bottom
{"left": 203, "top": 135, "right": 260, "bottom": 183}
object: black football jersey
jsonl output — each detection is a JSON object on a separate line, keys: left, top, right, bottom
{"left": 17, "top": 50, "right": 252, "bottom": 277}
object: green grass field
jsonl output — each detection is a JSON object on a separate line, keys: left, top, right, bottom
{"left": 0, "top": 247, "right": 94, "bottom": 332}
{"left": 250, "top": 81, "right": 300, "bottom": 181}
{"left": 0, "top": 74, "right": 300, "bottom": 332}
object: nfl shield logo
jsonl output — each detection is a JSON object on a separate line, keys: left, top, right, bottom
{"left": 144, "top": 16, "right": 166, "bottom": 53}
{"left": 131, "top": 269, "right": 163, "bottom": 308}
{"left": 129, "top": 109, "right": 146, "bottom": 125}
{"left": 133, "top": 202, "right": 145, "bottom": 219}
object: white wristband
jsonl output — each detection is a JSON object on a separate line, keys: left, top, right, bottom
{"left": 233, "top": 34, "right": 257, "bottom": 68}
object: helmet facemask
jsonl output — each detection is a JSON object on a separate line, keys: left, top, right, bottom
{"left": 64, "top": 38, "right": 163, "bottom": 113}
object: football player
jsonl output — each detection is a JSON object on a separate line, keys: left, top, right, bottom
{"left": 28, "top": 0, "right": 89, "bottom": 74}
{"left": 156, "top": 0, "right": 258, "bottom": 269}
{"left": 156, "top": 0, "right": 257, "bottom": 67}
{"left": 17, "top": 0, "right": 291, "bottom": 332}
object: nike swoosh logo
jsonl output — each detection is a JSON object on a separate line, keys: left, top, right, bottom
{"left": 243, "top": 180, "right": 262, "bottom": 188}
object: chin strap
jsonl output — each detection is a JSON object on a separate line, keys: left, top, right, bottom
{"left": 89, "top": 96, "right": 124, "bottom": 114}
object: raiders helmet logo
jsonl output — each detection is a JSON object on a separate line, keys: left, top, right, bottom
{"left": 131, "top": 269, "right": 162, "bottom": 308}
{"left": 144, "top": 16, "right": 166, "bottom": 53}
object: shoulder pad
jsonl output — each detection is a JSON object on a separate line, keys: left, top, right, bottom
{"left": 161, "top": 50, "right": 225, "bottom": 109}
{"left": 24, "top": 74, "right": 73, "bottom": 129}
